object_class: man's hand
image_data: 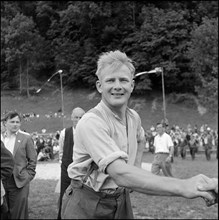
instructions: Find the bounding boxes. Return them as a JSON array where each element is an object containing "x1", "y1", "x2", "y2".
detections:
[
  {"x1": 181, "y1": 174, "x2": 217, "y2": 202},
  {"x1": 197, "y1": 177, "x2": 218, "y2": 206},
  {"x1": 197, "y1": 178, "x2": 218, "y2": 193},
  {"x1": 165, "y1": 155, "x2": 172, "y2": 163}
]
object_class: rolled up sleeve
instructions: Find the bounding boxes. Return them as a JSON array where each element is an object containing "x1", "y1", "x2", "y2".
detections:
[
  {"x1": 76, "y1": 114, "x2": 128, "y2": 174},
  {"x1": 99, "y1": 151, "x2": 128, "y2": 174}
]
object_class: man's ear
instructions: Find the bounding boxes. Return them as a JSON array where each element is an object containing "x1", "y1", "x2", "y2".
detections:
[
  {"x1": 96, "y1": 80, "x2": 102, "y2": 93},
  {"x1": 131, "y1": 80, "x2": 135, "y2": 92}
]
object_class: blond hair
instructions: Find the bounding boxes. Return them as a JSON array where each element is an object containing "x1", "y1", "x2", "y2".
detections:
[{"x1": 95, "y1": 50, "x2": 135, "y2": 79}]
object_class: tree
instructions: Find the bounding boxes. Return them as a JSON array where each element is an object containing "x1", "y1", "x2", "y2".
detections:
[
  {"x1": 1, "y1": 1, "x2": 20, "y2": 89},
  {"x1": 1, "y1": 1, "x2": 218, "y2": 96},
  {"x1": 4, "y1": 12, "x2": 46, "y2": 96},
  {"x1": 188, "y1": 17, "x2": 218, "y2": 112},
  {"x1": 123, "y1": 6, "x2": 195, "y2": 94}
]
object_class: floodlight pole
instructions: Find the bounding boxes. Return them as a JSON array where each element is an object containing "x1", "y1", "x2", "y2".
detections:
[
  {"x1": 60, "y1": 71, "x2": 64, "y2": 129},
  {"x1": 135, "y1": 67, "x2": 167, "y2": 122},
  {"x1": 36, "y1": 69, "x2": 65, "y2": 129},
  {"x1": 161, "y1": 67, "x2": 166, "y2": 121}
]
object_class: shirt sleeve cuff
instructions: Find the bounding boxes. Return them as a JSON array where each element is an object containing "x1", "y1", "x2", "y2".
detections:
[{"x1": 98, "y1": 151, "x2": 128, "y2": 174}]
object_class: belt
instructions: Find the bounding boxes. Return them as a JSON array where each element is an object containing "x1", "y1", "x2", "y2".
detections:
[
  {"x1": 155, "y1": 152, "x2": 169, "y2": 154},
  {"x1": 100, "y1": 187, "x2": 125, "y2": 195},
  {"x1": 71, "y1": 180, "x2": 125, "y2": 198}
]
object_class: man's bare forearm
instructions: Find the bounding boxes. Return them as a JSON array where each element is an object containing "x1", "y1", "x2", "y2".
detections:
[
  {"x1": 107, "y1": 159, "x2": 216, "y2": 201},
  {"x1": 108, "y1": 159, "x2": 182, "y2": 196}
]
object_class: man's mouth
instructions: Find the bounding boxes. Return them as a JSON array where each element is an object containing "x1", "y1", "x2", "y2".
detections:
[{"x1": 111, "y1": 93, "x2": 124, "y2": 97}]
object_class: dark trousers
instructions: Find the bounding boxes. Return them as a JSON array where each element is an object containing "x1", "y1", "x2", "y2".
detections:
[
  {"x1": 57, "y1": 163, "x2": 71, "y2": 219},
  {"x1": 190, "y1": 147, "x2": 197, "y2": 160},
  {"x1": 61, "y1": 180, "x2": 134, "y2": 219},
  {"x1": 180, "y1": 146, "x2": 187, "y2": 159},
  {"x1": 173, "y1": 143, "x2": 178, "y2": 157},
  {"x1": 205, "y1": 148, "x2": 211, "y2": 160},
  {"x1": 1, "y1": 175, "x2": 29, "y2": 219}
]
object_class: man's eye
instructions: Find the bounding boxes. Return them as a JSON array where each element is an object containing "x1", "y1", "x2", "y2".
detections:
[
  {"x1": 120, "y1": 78, "x2": 129, "y2": 82},
  {"x1": 107, "y1": 79, "x2": 114, "y2": 82}
]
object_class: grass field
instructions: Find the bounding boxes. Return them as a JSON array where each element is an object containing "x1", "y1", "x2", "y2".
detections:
[
  {"x1": 1, "y1": 88, "x2": 218, "y2": 133},
  {"x1": 1, "y1": 88, "x2": 218, "y2": 219},
  {"x1": 28, "y1": 153, "x2": 218, "y2": 219}
]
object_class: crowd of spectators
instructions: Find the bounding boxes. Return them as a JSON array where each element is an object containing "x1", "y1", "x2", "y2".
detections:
[
  {"x1": 31, "y1": 123, "x2": 218, "y2": 163},
  {"x1": 2, "y1": 110, "x2": 65, "y2": 123},
  {"x1": 31, "y1": 131, "x2": 60, "y2": 161},
  {"x1": 145, "y1": 124, "x2": 218, "y2": 161}
]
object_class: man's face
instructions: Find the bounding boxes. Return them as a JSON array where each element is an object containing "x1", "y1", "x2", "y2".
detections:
[
  {"x1": 5, "y1": 116, "x2": 21, "y2": 134},
  {"x1": 96, "y1": 64, "x2": 134, "y2": 109},
  {"x1": 71, "y1": 109, "x2": 85, "y2": 128},
  {"x1": 156, "y1": 124, "x2": 164, "y2": 135}
]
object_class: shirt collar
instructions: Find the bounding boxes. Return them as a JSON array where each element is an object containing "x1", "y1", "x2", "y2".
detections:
[
  {"x1": 99, "y1": 100, "x2": 132, "y2": 121},
  {"x1": 4, "y1": 130, "x2": 19, "y2": 138}
]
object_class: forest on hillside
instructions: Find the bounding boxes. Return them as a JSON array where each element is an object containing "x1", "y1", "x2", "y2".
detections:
[{"x1": 1, "y1": 1, "x2": 218, "y2": 111}]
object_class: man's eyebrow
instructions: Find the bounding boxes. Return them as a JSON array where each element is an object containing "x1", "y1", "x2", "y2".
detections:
[{"x1": 104, "y1": 76, "x2": 115, "y2": 79}]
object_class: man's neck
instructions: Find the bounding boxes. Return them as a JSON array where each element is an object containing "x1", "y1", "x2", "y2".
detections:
[
  {"x1": 105, "y1": 102, "x2": 127, "y2": 123},
  {"x1": 6, "y1": 130, "x2": 17, "y2": 137}
]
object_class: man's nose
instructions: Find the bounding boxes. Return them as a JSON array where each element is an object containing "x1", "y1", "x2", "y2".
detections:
[{"x1": 113, "y1": 80, "x2": 122, "y2": 89}]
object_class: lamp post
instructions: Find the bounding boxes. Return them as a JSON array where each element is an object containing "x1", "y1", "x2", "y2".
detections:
[
  {"x1": 160, "y1": 67, "x2": 166, "y2": 121},
  {"x1": 59, "y1": 71, "x2": 64, "y2": 129},
  {"x1": 36, "y1": 69, "x2": 65, "y2": 129},
  {"x1": 135, "y1": 67, "x2": 167, "y2": 122}
]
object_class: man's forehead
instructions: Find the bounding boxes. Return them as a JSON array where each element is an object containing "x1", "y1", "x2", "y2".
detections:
[
  {"x1": 7, "y1": 116, "x2": 20, "y2": 121},
  {"x1": 72, "y1": 112, "x2": 84, "y2": 117},
  {"x1": 100, "y1": 64, "x2": 132, "y2": 79},
  {"x1": 72, "y1": 109, "x2": 85, "y2": 116}
]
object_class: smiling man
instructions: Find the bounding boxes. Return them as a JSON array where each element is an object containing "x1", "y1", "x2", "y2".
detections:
[
  {"x1": 1, "y1": 111, "x2": 37, "y2": 219},
  {"x1": 61, "y1": 50, "x2": 218, "y2": 219}
]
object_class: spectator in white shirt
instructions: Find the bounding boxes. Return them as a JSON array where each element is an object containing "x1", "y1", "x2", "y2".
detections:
[{"x1": 151, "y1": 122, "x2": 174, "y2": 177}]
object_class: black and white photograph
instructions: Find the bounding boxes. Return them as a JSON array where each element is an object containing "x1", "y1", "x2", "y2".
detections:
[{"x1": 1, "y1": 1, "x2": 218, "y2": 219}]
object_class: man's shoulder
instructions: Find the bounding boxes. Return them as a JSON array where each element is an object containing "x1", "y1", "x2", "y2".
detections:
[
  {"x1": 18, "y1": 130, "x2": 31, "y2": 137},
  {"x1": 127, "y1": 108, "x2": 140, "y2": 120},
  {"x1": 81, "y1": 108, "x2": 104, "y2": 121},
  {"x1": 163, "y1": 132, "x2": 171, "y2": 138},
  {"x1": 60, "y1": 128, "x2": 66, "y2": 134},
  {"x1": 77, "y1": 109, "x2": 108, "y2": 130},
  {"x1": 166, "y1": 132, "x2": 172, "y2": 136},
  {"x1": 154, "y1": 134, "x2": 159, "y2": 139}
]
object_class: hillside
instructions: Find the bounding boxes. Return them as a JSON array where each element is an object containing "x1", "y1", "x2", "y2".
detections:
[{"x1": 1, "y1": 88, "x2": 218, "y2": 133}]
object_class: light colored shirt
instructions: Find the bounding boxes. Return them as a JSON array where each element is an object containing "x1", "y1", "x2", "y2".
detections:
[
  {"x1": 2, "y1": 131, "x2": 18, "y2": 155},
  {"x1": 59, "y1": 127, "x2": 75, "y2": 163},
  {"x1": 154, "y1": 132, "x2": 173, "y2": 153},
  {"x1": 67, "y1": 100, "x2": 145, "y2": 192}
]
